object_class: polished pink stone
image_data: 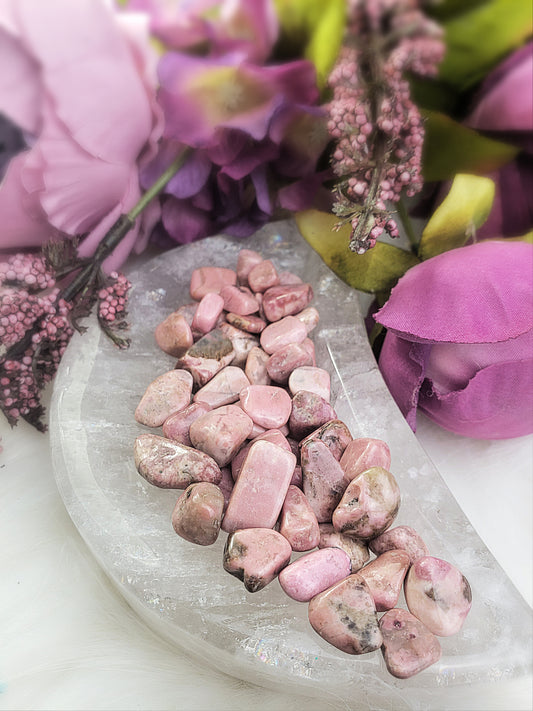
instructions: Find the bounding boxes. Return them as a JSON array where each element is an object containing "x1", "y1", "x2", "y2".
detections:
[
  {"x1": 135, "y1": 369, "x2": 193, "y2": 427},
  {"x1": 244, "y1": 346, "x2": 271, "y2": 385},
  {"x1": 189, "y1": 404, "x2": 253, "y2": 467},
  {"x1": 226, "y1": 312, "x2": 266, "y2": 334},
  {"x1": 134, "y1": 434, "x2": 221, "y2": 488},
  {"x1": 247, "y1": 259, "x2": 279, "y2": 293},
  {"x1": 277, "y1": 270, "x2": 303, "y2": 285},
  {"x1": 301, "y1": 420, "x2": 353, "y2": 461},
  {"x1": 308, "y1": 574, "x2": 382, "y2": 654},
  {"x1": 301, "y1": 439, "x2": 347, "y2": 522},
  {"x1": 219, "y1": 322, "x2": 259, "y2": 367},
  {"x1": 193, "y1": 366, "x2": 250, "y2": 409},
  {"x1": 261, "y1": 283, "x2": 313, "y2": 322},
  {"x1": 318, "y1": 524, "x2": 370, "y2": 572},
  {"x1": 340, "y1": 437, "x2": 391, "y2": 484},
  {"x1": 176, "y1": 351, "x2": 235, "y2": 388},
  {"x1": 175, "y1": 302, "x2": 198, "y2": 327},
  {"x1": 288, "y1": 366, "x2": 330, "y2": 401},
  {"x1": 221, "y1": 440, "x2": 296, "y2": 532},
  {"x1": 404, "y1": 556, "x2": 472, "y2": 636},
  {"x1": 369, "y1": 525, "x2": 429, "y2": 565},
  {"x1": 171, "y1": 482, "x2": 225, "y2": 546},
  {"x1": 289, "y1": 390, "x2": 337, "y2": 440},
  {"x1": 380, "y1": 608, "x2": 442, "y2": 678},
  {"x1": 185, "y1": 328, "x2": 234, "y2": 360},
  {"x1": 217, "y1": 466, "x2": 234, "y2": 509},
  {"x1": 332, "y1": 466, "x2": 401, "y2": 540},
  {"x1": 247, "y1": 420, "x2": 268, "y2": 438},
  {"x1": 359, "y1": 549, "x2": 410, "y2": 611},
  {"x1": 301, "y1": 337, "x2": 316, "y2": 365},
  {"x1": 154, "y1": 312, "x2": 193, "y2": 357},
  {"x1": 290, "y1": 464, "x2": 303, "y2": 488},
  {"x1": 231, "y1": 429, "x2": 291, "y2": 481},
  {"x1": 239, "y1": 384, "x2": 292, "y2": 429},
  {"x1": 294, "y1": 306, "x2": 319, "y2": 334},
  {"x1": 260, "y1": 316, "x2": 307, "y2": 354},
  {"x1": 279, "y1": 485, "x2": 320, "y2": 552},
  {"x1": 266, "y1": 343, "x2": 313, "y2": 384},
  {"x1": 279, "y1": 547, "x2": 351, "y2": 602},
  {"x1": 236, "y1": 249, "x2": 263, "y2": 286},
  {"x1": 162, "y1": 401, "x2": 211, "y2": 446},
  {"x1": 190, "y1": 266, "x2": 236, "y2": 299},
  {"x1": 191, "y1": 292, "x2": 225, "y2": 335},
  {"x1": 223, "y1": 527, "x2": 292, "y2": 592},
  {"x1": 220, "y1": 284, "x2": 259, "y2": 315}
]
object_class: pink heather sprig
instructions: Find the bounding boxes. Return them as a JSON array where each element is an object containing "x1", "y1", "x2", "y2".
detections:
[{"x1": 328, "y1": 0, "x2": 444, "y2": 253}]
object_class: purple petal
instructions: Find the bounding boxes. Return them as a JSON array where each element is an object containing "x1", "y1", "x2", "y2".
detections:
[
  {"x1": 161, "y1": 197, "x2": 212, "y2": 244},
  {"x1": 211, "y1": 0, "x2": 279, "y2": 64},
  {"x1": 378, "y1": 332, "x2": 432, "y2": 431},
  {"x1": 250, "y1": 165, "x2": 271, "y2": 214},
  {"x1": 277, "y1": 172, "x2": 331, "y2": 211},
  {"x1": 220, "y1": 139, "x2": 278, "y2": 180},
  {"x1": 375, "y1": 241, "x2": 533, "y2": 344},
  {"x1": 419, "y1": 357, "x2": 533, "y2": 439},
  {"x1": 165, "y1": 150, "x2": 212, "y2": 200}
]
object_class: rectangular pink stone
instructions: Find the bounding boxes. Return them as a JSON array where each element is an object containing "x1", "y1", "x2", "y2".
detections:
[{"x1": 221, "y1": 440, "x2": 296, "y2": 533}]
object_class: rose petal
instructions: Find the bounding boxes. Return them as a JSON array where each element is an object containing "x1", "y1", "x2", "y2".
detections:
[
  {"x1": 0, "y1": 27, "x2": 41, "y2": 134},
  {"x1": 378, "y1": 332, "x2": 432, "y2": 431},
  {"x1": 420, "y1": 357, "x2": 533, "y2": 439},
  {"x1": 375, "y1": 241, "x2": 533, "y2": 344}
]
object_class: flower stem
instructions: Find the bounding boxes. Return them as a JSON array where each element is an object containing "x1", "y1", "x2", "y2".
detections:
[{"x1": 128, "y1": 148, "x2": 191, "y2": 221}]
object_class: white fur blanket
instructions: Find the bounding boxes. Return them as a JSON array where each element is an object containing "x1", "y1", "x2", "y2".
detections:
[{"x1": 1, "y1": 387, "x2": 531, "y2": 711}]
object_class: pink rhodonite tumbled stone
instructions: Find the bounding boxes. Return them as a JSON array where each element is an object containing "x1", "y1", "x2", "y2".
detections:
[
  {"x1": 226, "y1": 312, "x2": 266, "y2": 334},
  {"x1": 189, "y1": 404, "x2": 253, "y2": 467},
  {"x1": 294, "y1": 306, "x2": 319, "y2": 333},
  {"x1": 359, "y1": 549, "x2": 410, "y2": 611},
  {"x1": 261, "y1": 283, "x2": 313, "y2": 322},
  {"x1": 154, "y1": 312, "x2": 193, "y2": 357},
  {"x1": 231, "y1": 429, "x2": 291, "y2": 481},
  {"x1": 308, "y1": 574, "x2": 382, "y2": 655},
  {"x1": 404, "y1": 556, "x2": 472, "y2": 636},
  {"x1": 260, "y1": 316, "x2": 307, "y2": 354},
  {"x1": 301, "y1": 419, "x2": 352, "y2": 461},
  {"x1": 279, "y1": 547, "x2": 351, "y2": 602},
  {"x1": 266, "y1": 343, "x2": 313, "y2": 384},
  {"x1": 134, "y1": 434, "x2": 221, "y2": 488},
  {"x1": 301, "y1": 439, "x2": 346, "y2": 523},
  {"x1": 190, "y1": 266, "x2": 236, "y2": 299},
  {"x1": 247, "y1": 259, "x2": 279, "y2": 292},
  {"x1": 340, "y1": 437, "x2": 391, "y2": 484},
  {"x1": 289, "y1": 390, "x2": 337, "y2": 441},
  {"x1": 193, "y1": 366, "x2": 250, "y2": 409},
  {"x1": 162, "y1": 402, "x2": 211, "y2": 446},
  {"x1": 222, "y1": 440, "x2": 296, "y2": 532},
  {"x1": 236, "y1": 248, "x2": 262, "y2": 285},
  {"x1": 135, "y1": 369, "x2": 193, "y2": 427},
  {"x1": 220, "y1": 285, "x2": 259, "y2": 315},
  {"x1": 171, "y1": 482, "x2": 225, "y2": 546},
  {"x1": 244, "y1": 346, "x2": 271, "y2": 385},
  {"x1": 279, "y1": 485, "x2": 320, "y2": 552},
  {"x1": 239, "y1": 384, "x2": 292, "y2": 429},
  {"x1": 288, "y1": 366, "x2": 330, "y2": 401},
  {"x1": 369, "y1": 525, "x2": 429, "y2": 565},
  {"x1": 380, "y1": 608, "x2": 442, "y2": 679},
  {"x1": 219, "y1": 323, "x2": 259, "y2": 367},
  {"x1": 223, "y1": 527, "x2": 292, "y2": 592},
  {"x1": 191, "y1": 292, "x2": 225, "y2": 335},
  {"x1": 332, "y1": 466, "x2": 400, "y2": 540},
  {"x1": 318, "y1": 524, "x2": 370, "y2": 572}
]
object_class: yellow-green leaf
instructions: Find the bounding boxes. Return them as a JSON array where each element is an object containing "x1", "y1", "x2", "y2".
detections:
[
  {"x1": 419, "y1": 174, "x2": 495, "y2": 259},
  {"x1": 504, "y1": 230, "x2": 533, "y2": 244},
  {"x1": 438, "y1": 0, "x2": 533, "y2": 91},
  {"x1": 422, "y1": 110, "x2": 518, "y2": 182},
  {"x1": 273, "y1": 0, "x2": 346, "y2": 87},
  {"x1": 295, "y1": 210, "x2": 419, "y2": 293}
]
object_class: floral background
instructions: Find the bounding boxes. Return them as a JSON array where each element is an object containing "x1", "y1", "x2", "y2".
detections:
[{"x1": 0, "y1": 0, "x2": 532, "y2": 439}]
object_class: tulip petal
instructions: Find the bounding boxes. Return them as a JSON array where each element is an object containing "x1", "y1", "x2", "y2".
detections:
[
  {"x1": 376, "y1": 241, "x2": 533, "y2": 344},
  {"x1": 378, "y1": 332, "x2": 432, "y2": 431},
  {"x1": 419, "y1": 357, "x2": 533, "y2": 439}
]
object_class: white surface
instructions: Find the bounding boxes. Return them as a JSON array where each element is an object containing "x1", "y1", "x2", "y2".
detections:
[{"x1": 1, "y1": 388, "x2": 531, "y2": 711}]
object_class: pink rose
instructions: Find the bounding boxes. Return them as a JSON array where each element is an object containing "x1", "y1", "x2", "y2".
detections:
[
  {"x1": 0, "y1": 0, "x2": 162, "y2": 271},
  {"x1": 375, "y1": 241, "x2": 533, "y2": 439}
]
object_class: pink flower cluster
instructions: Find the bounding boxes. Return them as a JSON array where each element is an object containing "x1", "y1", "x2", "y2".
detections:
[
  {"x1": 0, "y1": 253, "x2": 74, "y2": 429},
  {"x1": 328, "y1": 0, "x2": 444, "y2": 253}
]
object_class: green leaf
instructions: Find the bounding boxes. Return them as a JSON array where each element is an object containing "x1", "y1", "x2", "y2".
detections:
[
  {"x1": 422, "y1": 110, "x2": 518, "y2": 182},
  {"x1": 438, "y1": 0, "x2": 533, "y2": 91},
  {"x1": 295, "y1": 210, "x2": 419, "y2": 293},
  {"x1": 273, "y1": 0, "x2": 346, "y2": 87},
  {"x1": 419, "y1": 174, "x2": 495, "y2": 260}
]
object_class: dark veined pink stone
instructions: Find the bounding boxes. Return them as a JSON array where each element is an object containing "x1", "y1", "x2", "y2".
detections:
[
  {"x1": 369, "y1": 525, "x2": 429, "y2": 565},
  {"x1": 301, "y1": 439, "x2": 347, "y2": 523},
  {"x1": 261, "y1": 283, "x2": 313, "y2": 322},
  {"x1": 300, "y1": 419, "x2": 353, "y2": 461},
  {"x1": 318, "y1": 524, "x2": 370, "y2": 572},
  {"x1": 172, "y1": 482, "x2": 225, "y2": 546},
  {"x1": 279, "y1": 485, "x2": 320, "y2": 552},
  {"x1": 135, "y1": 369, "x2": 193, "y2": 427},
  {"x1": 359, "y1": 549, "x2": 410, "y2": 611},
  {"x1": 289, "y1": 390, "x2": 337, "y2": 441},
  {"x1": 223, "y1": 527, "x2": 291, "y2": 592},
  {"x1": 340, "y1": 437, "x2": 391, "y2": 485},
  {"x1": 154, "y1": 312, "x2": 193, "y2": 357},
  {"x1": 380, "y1": 608, "x2": 441, "y2": 678}
]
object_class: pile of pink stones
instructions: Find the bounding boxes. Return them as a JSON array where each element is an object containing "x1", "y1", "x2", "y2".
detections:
[{"x1": 133, "y1": 248, "x2": 472, "y2": 680}]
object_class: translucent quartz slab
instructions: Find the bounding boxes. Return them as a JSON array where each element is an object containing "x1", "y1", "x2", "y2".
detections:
[{"x1": 50, "y1": 221, "x2": 532, "y2": 709}]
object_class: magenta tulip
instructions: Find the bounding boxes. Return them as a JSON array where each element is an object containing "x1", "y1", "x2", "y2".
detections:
[{"x1": 375, "y1": 241, "x2": 533, "y2": 439}]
